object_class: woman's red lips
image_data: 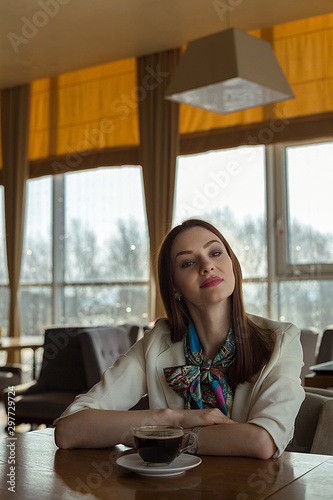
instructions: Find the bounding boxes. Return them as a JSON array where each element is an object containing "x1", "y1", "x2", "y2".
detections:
[{"x1": 200, "y1": 276, "x2": 223, "y2": 288}]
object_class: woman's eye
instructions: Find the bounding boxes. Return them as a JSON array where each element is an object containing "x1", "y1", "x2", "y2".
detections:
[
  {"x1": 211, "y1": 250, "x2": 222, "y2": 257},
  {"x1": 181, "y1": 261, "x2": 193, "y2": 268}
]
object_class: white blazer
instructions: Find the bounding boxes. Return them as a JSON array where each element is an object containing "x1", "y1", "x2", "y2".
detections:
[{"x1": 55, "y1": 314, "x2": 305, "y2": 456}]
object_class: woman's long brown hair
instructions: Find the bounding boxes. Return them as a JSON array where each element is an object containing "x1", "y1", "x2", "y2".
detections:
[{"x1": 157, "y1": 219, "x2": 275, "y2": 389}]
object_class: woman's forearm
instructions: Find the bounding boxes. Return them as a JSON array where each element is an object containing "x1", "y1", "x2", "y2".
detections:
[
  {"x1": 55, "y1": 408, "x2": 276, "y2": 459},
  {"x1": 55, "y1": 407, "x2": 231, "y2": 449},
  {"x1": 196, "y1": 422, "x2": 276, "y2": 460},
  {"x1": 55, "y1": 408, "x2": 175, "y2": 449}
]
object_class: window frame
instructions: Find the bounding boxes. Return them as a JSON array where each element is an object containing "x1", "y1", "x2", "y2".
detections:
[
  {"x1": 175, "y1": 138, "x2": 333, "y2": 326},
  {"x1": 6, "y1": 137, "x2": 333, "y2": 334},
  {"x1": 19, "y1": 169, "x2": 150, "y2": 333},
  {"x1": 273, "y1": 139, "x2": 333, "y2": 280}
]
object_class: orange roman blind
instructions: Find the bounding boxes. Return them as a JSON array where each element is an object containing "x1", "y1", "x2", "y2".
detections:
[
  {"x1": 274, "y1": 14, "x2": 333, "y2": 118},
  {"x1": 29, "y1": 57, "x2": 139, "y2": 162}
]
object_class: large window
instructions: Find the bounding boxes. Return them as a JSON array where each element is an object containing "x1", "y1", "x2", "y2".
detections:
[
  {"x1": 63, "y1": 167, "x2": 149, "y2": 326},
  {"x1": 286, "y1": 142, "x2": 333, "y2": 266},
  {"x1": 276, "y1": 141, "x2": 333, "y2": 329},
  {"x1": 173, "y1": 146, "x2": 268, "y2": 317},
  {"x1": 5, "y1": 140, "x2": 333, "y2": 335},
  {"x1": 174, "y1": 141, "x2": 333, "y2": 331},
  {"x1": 19, "y1": 167, "x2": 149, "y2": 334},
  {"x1": 20, "y1": 176, "x2": 53, "y2": 334}
]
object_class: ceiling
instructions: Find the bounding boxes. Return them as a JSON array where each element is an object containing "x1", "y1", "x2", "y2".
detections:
[{"x1": 1, "y1": 0, "x2": 332, "y2": 89}]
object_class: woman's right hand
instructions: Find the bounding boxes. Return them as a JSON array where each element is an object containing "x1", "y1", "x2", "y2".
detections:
[{"x1": 174, "y1": 408, "x2": 237, "y2": 429}]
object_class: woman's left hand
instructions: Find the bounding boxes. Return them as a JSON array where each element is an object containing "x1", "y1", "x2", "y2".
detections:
[{"x1": 175, "y1": 408, "x2": 237, "y2": 429}]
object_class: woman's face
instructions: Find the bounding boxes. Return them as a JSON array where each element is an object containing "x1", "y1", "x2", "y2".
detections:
[{"x1": 171, "y1": 226, "x2": 235, "y2": 308}]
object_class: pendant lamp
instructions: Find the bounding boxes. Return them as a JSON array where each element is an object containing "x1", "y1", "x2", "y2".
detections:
[{"x1": 165, "y1": 28, "x2": 294, "y2": 114}]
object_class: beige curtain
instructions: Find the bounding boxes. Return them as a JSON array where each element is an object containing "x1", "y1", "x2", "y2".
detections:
[
  {"x1": 137, "y1": 49, "x2": 180, "y2": 321},
  {"x1": 1, "y1": 85, "x2": 31, "y2": 358}
]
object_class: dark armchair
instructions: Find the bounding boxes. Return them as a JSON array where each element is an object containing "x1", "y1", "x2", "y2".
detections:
[
  {"x1": 286, "y1": 387, "x2": 333, "y2": 455},
  {"x1": 79, "y1": 324, "x2": 148, "y2": 410},
  {"x1": 316, "y1": 326, "x2": 333, "y2": 364},
  {"x1": 79, "y1": 325, "x2": 132, "y2": 388},
  {"x1": 3, "y1": 325, "x2": 139, "y2": 428},
  {"x1": 0, "y1": 364, "x2": 23, "y2": 394}
]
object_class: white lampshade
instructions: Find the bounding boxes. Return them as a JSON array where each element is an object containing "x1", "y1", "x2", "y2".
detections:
[{"x1": 165, "y1": 28, "x2": 294, "y2": 114}]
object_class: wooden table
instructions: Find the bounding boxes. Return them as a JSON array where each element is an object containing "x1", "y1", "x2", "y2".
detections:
[
  {"x1": 305, "y1": 362, "x2": 333, "y2": 389},
  {"x1": 304, "y1": 373, "x2": 333, "y2": 389},
  {"x1": 0, "y1": 336, "x2": 44, "y2": 379},
  {"x1": 0, "y1": 428, "x2": 332, "y2": 499}
]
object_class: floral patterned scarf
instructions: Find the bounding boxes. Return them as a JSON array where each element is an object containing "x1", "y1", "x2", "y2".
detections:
[{"x1": 164, "y1": 322, "x2": 236, "y2": 416}]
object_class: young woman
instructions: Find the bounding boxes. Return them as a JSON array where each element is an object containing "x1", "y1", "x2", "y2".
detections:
[{"x1": 55, "y1": 219, "x2": 304, "y2": 459}]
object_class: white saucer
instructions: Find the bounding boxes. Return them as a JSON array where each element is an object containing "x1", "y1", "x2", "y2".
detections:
[{"x1": 116, "y1": 453, "x2": 202, "y2": 477}]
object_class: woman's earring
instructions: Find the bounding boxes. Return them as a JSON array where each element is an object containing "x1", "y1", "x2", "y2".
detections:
[{"x1": 174, "y1": 291, "x2": 181, "y2": 302}]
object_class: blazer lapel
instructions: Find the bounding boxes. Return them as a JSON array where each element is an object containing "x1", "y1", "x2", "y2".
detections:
[{"x1": 156, "y1": 338, "x2": 185, "y2": 408}]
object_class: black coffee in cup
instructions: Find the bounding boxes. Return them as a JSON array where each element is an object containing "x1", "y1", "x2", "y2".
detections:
[{"x1": 133, "y1": 425, "x2": 190, "y2": 466}]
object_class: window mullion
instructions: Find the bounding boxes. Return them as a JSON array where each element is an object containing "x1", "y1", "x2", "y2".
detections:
[
  {"x1": 274, "y1": 144, "x2": 289, "y2": 277},
  {"x1": 52, "y1": 175, "x2": 65, "y2": 324},
  {"x1": 265, "y1": 145, "x2": 278, "y2": 319}
]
